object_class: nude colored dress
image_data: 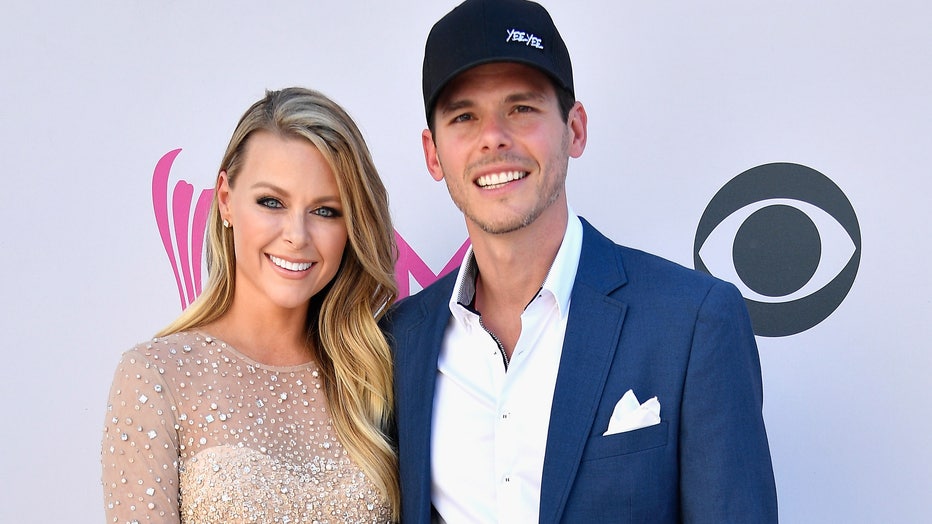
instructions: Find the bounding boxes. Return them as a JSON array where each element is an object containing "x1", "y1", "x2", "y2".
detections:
[{"x1": 101, "y1": 331, "x2": 392, "y2": 523}]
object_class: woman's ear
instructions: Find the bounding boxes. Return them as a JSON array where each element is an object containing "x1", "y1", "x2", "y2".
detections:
[{"x1": 217, "y1": 171, "x2": 233, "y2": 224}]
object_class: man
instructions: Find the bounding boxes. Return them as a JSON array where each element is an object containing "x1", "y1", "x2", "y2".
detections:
[{"x1": 387, "y1": 0, "x2": 778, "y2": 522}]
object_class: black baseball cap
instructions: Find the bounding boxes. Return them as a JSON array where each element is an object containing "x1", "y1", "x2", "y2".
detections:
[{"x1": 422, "y1": 0, "x2": 574, "y2": 121}]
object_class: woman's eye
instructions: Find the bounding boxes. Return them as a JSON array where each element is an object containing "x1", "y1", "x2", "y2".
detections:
[
  {"x1": 258, "y1": 197, "x2": 283, "y2": 209},
  {"x1": 312, "y1": 207, "x2": 341, "y2": 218}
]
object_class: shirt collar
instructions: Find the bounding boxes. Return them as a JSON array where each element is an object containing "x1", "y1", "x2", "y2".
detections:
[{"x1": 448, "y1": 209, "x2": 584, "y2": 320}]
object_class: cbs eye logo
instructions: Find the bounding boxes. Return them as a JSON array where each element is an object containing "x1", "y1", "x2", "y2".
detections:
[{"x1": 694, "y1": 163, "x2": 861, "y2": 337}]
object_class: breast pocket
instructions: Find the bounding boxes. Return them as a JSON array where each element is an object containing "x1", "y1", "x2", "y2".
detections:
[{"x1": 582, "y1": 421, "x2": 669, "y2": 462}]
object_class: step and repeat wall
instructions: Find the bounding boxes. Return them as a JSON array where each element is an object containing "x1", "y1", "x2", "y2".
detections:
[{"x1": 1, "y1": 1, "x2": 929, "y2": 521}]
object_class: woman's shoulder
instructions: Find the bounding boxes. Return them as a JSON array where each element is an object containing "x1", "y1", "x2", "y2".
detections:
[
  {"x1": 126, "y1": 330, "x2": 211, "y2": 354},
  {"x1": 117, "y1": 330, "x2": 217, "y2": 370},
  {"x1": 112, "y1": 331, "x2": 238, "y2": 402}
]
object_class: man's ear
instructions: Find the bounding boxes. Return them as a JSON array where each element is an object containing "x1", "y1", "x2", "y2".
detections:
[
  {"x1": 567, "y1": 101, "x2": 588, "y2": 159},
  {"x1": 422, "y1": 129, "x2": 445, "y2": 182}
]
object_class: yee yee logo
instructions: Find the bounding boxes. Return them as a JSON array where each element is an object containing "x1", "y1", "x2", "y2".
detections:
[{"x1": 152, "y1": 149, "x2": 467, "y2": 309}]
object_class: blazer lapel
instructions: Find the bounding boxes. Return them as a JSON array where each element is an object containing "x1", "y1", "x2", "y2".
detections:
[
  {"x1": 394, "y1": 275, "x2": 456, "y2": 523},
  {"x1": 539, "y1": 219, "x2": 628, "y2": 524}
]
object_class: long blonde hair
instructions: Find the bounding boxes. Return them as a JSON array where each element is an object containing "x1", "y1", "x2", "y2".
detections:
[{"x1": 157, "y1": 87, "x2": 399, "y2": 516}]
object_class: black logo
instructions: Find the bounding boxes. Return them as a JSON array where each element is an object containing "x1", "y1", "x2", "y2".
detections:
[{"x1": 694, "y1": 163, "x2": 861, "y2": 337}]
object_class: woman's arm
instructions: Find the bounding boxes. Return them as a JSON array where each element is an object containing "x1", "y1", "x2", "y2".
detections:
[{"x1": 102, "y1": 349, "x2": 181, "y2": 523}]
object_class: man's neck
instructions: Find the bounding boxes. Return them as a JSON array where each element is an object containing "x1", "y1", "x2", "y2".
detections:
[
  {"x1": 470, "y1": 211, "x2": 566, "y2": 301},
  {"x1": 467, "y1": 210, "x2": 568, "y2": 356}
]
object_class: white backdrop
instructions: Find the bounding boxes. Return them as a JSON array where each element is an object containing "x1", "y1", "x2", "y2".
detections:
[{"x1": 1, "y1": 1, "x2": 929, "y2": 522}]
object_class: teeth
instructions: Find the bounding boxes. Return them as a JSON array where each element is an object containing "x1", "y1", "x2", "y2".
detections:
[
  {"x1": 476, "y1": 171, "x2": 527, "y2": 188},
  {"x1": 270, "y1": 255, "x2": 312, "y2": 272}
]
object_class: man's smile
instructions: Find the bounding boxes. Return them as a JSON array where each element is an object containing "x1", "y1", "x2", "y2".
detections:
[{"x1": 476, "y1": 170, "x2": 528, "y2": 189}]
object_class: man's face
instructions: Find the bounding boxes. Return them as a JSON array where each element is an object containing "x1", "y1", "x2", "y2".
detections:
[{"x1": 422, "y1": 62, "x2": 586, "y2": 236}]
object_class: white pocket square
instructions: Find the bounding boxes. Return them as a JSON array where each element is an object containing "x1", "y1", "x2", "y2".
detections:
[{"x1": 603, "y1": 389, "x2": 661, "y2": 436}]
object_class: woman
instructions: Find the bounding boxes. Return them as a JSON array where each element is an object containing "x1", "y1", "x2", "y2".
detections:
[{"x1": 102, "y1": 87, "x2": 399, "y2": 522}]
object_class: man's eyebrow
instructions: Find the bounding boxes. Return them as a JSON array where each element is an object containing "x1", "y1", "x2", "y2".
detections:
[
  {"x1": 438, "y1": 90, "x2": 548, "y2": 116},
  {"x1": 437, "y1": 98, "x2": 474, "y2": 116},
  {"x1": 503, "y1": 91, "x2": 548, "y2": 104}
]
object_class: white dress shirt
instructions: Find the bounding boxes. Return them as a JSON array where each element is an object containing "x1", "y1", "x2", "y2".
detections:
[{"x1": 431, "y1": 213, "x2": 583, "y2": 524}]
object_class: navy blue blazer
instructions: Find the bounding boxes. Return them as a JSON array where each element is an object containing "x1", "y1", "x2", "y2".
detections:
[{"x1": 386, "y1": 218, "x2": 778, "y2": 523}]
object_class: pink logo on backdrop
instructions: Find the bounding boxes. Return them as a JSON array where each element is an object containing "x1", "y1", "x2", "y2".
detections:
[
  {"x1": 395, "y1": 234, "x2": 470, "y2": 298},
  {"x1": 152, "y1": 149, "x2": 214, "y2": 309},
  {"x1": 151, "y1": 149, "x2": 466, "y2": 309}
]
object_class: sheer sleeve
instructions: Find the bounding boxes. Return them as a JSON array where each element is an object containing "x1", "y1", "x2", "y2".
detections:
[{"x1": 102, "y1": 349, "x2": 181, "y2": 523}]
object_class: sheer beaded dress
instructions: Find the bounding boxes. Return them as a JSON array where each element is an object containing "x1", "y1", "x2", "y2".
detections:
[{"x1": 102, "y1": 331, "x2": 392, "y2": 523}]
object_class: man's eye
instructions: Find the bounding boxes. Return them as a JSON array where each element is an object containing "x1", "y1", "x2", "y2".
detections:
[
  {"x1": 514, "y1": 105, "x2": 534, "y2": 113},
  {"x1": 452, "y1": 113, "x2": 473, "y2": 123},
  {"x1": 258, "y1": 197, "x2": 283, "y2": 209}
]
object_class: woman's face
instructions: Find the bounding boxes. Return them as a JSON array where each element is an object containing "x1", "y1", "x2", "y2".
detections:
[{"x1": 218, "y1": 130, "x2": 348, "y2": 315}]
